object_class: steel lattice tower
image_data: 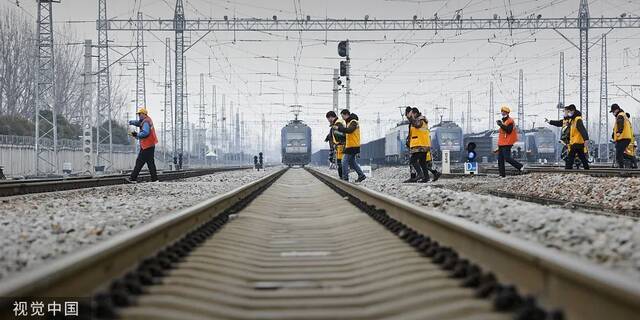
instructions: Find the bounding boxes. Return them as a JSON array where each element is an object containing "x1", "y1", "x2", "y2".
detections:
[
  {"x1": 221, "y1": 94, "x2": 226, "y2": 153},
  {"x1": 34, "y1": 0, "x2": 58, "y2": 175},
  {"x1": 211, "y1": 85, "x2": 217, "y2": 151},
  {"x1": 198, "y1": 73, "x2": 206, "y2": 159},
  {"x1": 518, "y1": 69, "x2": 524, "y2": 129},
  {"x1": 489, "y1": 82, "x2": 494, "y2": 131},
  {"x1": 599, "y1": 34, "x2": 609, "y2": 162},
  {"x1": 556, "y1": 52, "x2": 565, "y2": 163},
  {"x1": 163, "y1": 37, "x2": 173, "y2": 164},
  {"x1": 135, "y1": 12, "x2": 147, "y2": 110},
  {"x1": 96, "y1": 0, "x2": 113, "y2": 171},
  {"x1": 449, "y1": 98, "x2": 453, "y2": 122},
  {"x1": 81, "y1": 40, "x2": 94, "y2": 175},
  {"x1": 579, "y1": 0, "x2": 590, "y2": 126},
  {"x1": 174, "y1": 0, "x2": 185, "y2": 168}
]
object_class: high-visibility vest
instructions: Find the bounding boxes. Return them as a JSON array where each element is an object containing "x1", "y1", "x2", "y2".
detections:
[
  {"x1": 140, "y1": 117, "x2": 158, "y2": 150},
  {"x1": 345, "y1": 119, "x2": 361, "y2": 149},
  {"x1": 613, "y1": 112, "x2": 634, "y2": 141},
  {"x1": 569, "y1": 116, "x2": 585, "y2": 145},
  {"x1": 498, "y1": 117, "x2": 518, "y2": 146},
  {"x1": 409, "y1": 119, "x2": 431, "y2": 148}
]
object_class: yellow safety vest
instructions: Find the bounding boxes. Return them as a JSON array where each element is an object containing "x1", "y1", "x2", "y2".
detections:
[
  {"x1": 409, "y1": 119, "x2": 431, "y2": 148},
  {"x1": 569, "y1": 116, "x2": 585, "y2": 145},
  {"x1": 613, "y1": 112, "x2": 634, "y2": 141},
  {"x1": 331, "y1": 119, "x2": 346, "y2": 160},
  {"x1": 625, "y1": 119, "x2": 637, "y2": 156},
  {"x1": 345, "y1": 119, "x2": 361, "y2": 149}
]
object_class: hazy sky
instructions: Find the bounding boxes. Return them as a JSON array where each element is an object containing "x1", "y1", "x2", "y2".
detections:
[{"x1": 5, "y1": 0, "x2": 640, "y2": 152}]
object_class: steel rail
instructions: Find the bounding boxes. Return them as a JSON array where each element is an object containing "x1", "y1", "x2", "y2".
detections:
[
  {"x1": 0, "y1": 168, "x2": 287, "y2": 314},
  {"x1": 307, "y1": 168, "x2": 640, "y2": 320},
  {"x1": 483, "y1": 166, "x2": 640, "y2": 177},
  {"x1": 0, "y1": 166, "x2": 252, "y2": 197}
]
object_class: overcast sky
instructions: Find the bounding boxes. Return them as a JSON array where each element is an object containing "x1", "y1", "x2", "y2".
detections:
[{"x1": 5, "y1": 0, "x2": 640, "y2": 152}]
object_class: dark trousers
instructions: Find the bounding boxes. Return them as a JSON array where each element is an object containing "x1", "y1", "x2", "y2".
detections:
[
  {"x1": 498, "y1": 145, "x2": 523, "y2": 177},
  {"x1": 336, "y1": 159, "x2": 343, "y2": 179},
  {"x1": 131, "y1": 146, "x2": 158, "y2": 181},
  {"x1": 565, "y1": 144, "x2": 590, "y2": 170},
  {"x1": 615, "y1": 139, "x2": 637, "y2": 168},
  {"x1": 410, "y1": 152, "x2": 430, "y2": 180}
]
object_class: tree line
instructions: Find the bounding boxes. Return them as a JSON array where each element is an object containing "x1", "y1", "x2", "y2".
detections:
[{"x1": 0, "y1": 6, "x2": 130, "y2": 144}]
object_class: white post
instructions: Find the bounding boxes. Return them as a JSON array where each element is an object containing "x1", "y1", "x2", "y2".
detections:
[{"x1": 442, "y1": 150, "x2": 451, "y2": 174}]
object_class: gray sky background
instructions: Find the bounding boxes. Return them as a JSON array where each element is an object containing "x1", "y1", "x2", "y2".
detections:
[{"x1": 4, "y1": 0, "x2": 640, "y2": 152}]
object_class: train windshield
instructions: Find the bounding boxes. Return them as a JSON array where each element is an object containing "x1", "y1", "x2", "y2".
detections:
[
  {"x1": 439, "y1": 131, "x2": 461, "y2": 148},
  {"x1": 287, "y1": 132, "x2": 307, "y2": 146},
  {"x1": 536, "y1": 134, "x2": 556, "y2": 152}
]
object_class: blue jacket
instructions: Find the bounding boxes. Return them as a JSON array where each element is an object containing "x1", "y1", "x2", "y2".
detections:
[{"x1": 128, "y1": 120, "x2": 151, "y2": 139}]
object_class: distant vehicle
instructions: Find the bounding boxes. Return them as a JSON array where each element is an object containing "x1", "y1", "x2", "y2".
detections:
[
  {"x1": 281, "y1": 119, "x2": 312, "y2": 166},
  {"x1": 384, "y1": 120, "x2": 410, "y2": 164},
  {"x1": 430, "y1": 121, "x2": 463, "y2": 162},
  {"x1": 524, "y1": 127, "x2": 557, "y2": 162},
  {"x1": 360, "y1": 137, "x2": 386, "y2": 165}
]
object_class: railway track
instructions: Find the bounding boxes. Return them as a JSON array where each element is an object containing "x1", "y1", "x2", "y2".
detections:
[
  {"x1": 1, "y1": 168, "x2": 639, "y2": 319},
  {"x1": 487, "y1": 190, "x2": 640, "y2": 219},
  {"x1": 483, "y1": 166, "x2": 640, "y2": 177},
  {"x1": 0, "y1": 166, "x2": 251, "y2": 197}
]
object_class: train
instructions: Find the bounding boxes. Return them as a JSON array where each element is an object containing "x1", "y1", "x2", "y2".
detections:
[
  {"x1": 357, "y1": 120, "x2": 464, "y2": 165},
  {"x1": 462, "y1": 127, "x2": 558, "y2": 162},
  {"x1": 281, "y1": 119, "x2": 312, "y2": 166}
]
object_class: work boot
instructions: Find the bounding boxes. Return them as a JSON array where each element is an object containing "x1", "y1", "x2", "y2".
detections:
[
  {"x1": 403, "y1": 177, "x2": 419, "y2": 183},
  {"x1": 127, "y1": 177, "x2": 138, "y2": 184},
  {"x1": 419, "y1": 177, "x2": 430, "y2": 183},
  {"x1": 432, "y1": 171, "x2": 441, "y2": 182},
  {"x1": 356, "y1": 175, "x2": 367, "y2": 183}
]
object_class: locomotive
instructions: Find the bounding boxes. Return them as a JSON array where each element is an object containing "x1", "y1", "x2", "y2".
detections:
[{"x1": 281, "y1": 118, "x2": 312, "y2": 166}]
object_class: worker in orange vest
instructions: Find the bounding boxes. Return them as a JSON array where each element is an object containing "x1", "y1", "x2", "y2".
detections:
[
  {"x1": 496, "y1": 106, "x2": 524, "y2": 177},
  {"x1": 128, "y1": 107, "x2": 159, "y2": 182}
]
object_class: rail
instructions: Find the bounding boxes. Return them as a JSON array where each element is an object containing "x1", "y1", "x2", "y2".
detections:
[{"x1": 307, "y1": 168, "x2": 640, "y2": 320}]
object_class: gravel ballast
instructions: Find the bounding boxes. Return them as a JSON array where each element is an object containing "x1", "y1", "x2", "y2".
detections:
[
  {"x1": 0, "y1": 168, "x2": 271, "y2": 280},
  {"x1": 328, "y1": 166, "x2": 640, "y2": 279}
]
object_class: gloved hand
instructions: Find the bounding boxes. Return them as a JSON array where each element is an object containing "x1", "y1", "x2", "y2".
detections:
[
  {"x1": 130, "y1": 131, "x2": 138, "y2": 138},
  {"x1": 496, "y1": 120, "x2": 502, "y2": 126},
  {"x1": 544, "y1": 118, "x2": 549, "y2": 123}
]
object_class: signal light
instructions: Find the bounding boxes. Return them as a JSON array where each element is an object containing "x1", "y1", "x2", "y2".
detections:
[
  {"x1": 340, "y1": 61, "x2": 348, "y2": 77},
  {"x1": 338, "y1": 40, "x2": 349, "y2": 57}
]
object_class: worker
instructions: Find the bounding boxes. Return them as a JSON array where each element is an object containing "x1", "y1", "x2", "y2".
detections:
[
  {"x1": 564, "y1": 104, "x2": 590, "y2": 170},
  {"x1": 326, "y1": 111, "x2": 346, "y2": 179},
  {"x1": 546, "y1": 104, "x2": 581, "y2": 168},
  {"x1": 404, "y1": 106, "x2": 417, "y2": 180},
  {"x1": 404, "y1": 108, "x2": 441, "y2": 183},
  {"x1": 334, "y1": 109, "x2": 366, "y2": 182},
  {"x1": 128, "y1": 107, "x2": 159, "y2": 182},
  {"x1": 624, "y1": 113, "x2": 638, "y2": 169},
  {"x1": 496, "y1": 106, "x2": 524, "y2": 177},
  {"x1": 610, "y1": 104, "x2": 637, "y2": 168}
]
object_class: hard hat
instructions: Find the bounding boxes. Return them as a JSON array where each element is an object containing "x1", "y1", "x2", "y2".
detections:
[
  {"x1": 500, "y1": 106, "x2": 511, "y2": 113},
  {"x1": 136, "y1": 107, "x2": 148, "y2": 115}
]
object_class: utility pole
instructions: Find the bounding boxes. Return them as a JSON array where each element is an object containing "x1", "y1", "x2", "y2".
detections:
[
  {"x1": 333, "y1": 69, "x2": 339, "y2": 114},
  {"x1": 518, "y1": 69, "x2": 524, "y2": 130},
  {"x1": 489, "y1": 82, "x2": 494, "y2": 131},
  {"x1": 211, "y1": 85, "x2": 217, "y2": 152},
  {"x1": 235, "y1": 107, "x2": 240, "y2": 156},
  {"x1": 221, "y1": 94, "x2": 226, "y2": 153},
  {"x1": 135, "y1": 11, "x2": 147, "y2": 110},
  {"x1": 198, "y1": 73, "x2": 206, "y2": 160},
  {"x1": 466, "y1": 91, "x2": 471, "y2": 134},
  {"x1": 96, "y1": 0, "x2": 113, "y2": 172},
  {"x1": 163, "y1": 37, "x2": 173, "y2": 165},
  {"x1": 81, "y1": 40, "x2": 94, "y2": 176},
  {"x1": 174, "y1": 0, "x2": 185, "y2": 169},
  {"x1": 261, "y1": 113, "x2": 265, "y2": 153},
  {"x1": 599, "y1": 34, "x2": 609, "y2": 162},
  {"x1": 376, "y1": 112, "x2": 381, "y2": 138},
  {"x1": 35, "y1": 0, "x2": 58, "y2": 175},
  {"x1": 184, "y1": 60, "x2": 189, "y2": 165},
  {"x1": 557, "y1": 52, "x2": 565, "y2": 163},
  {"x1": 229, "y1": 101, "x2": 234, "y2": 154},
  {"x1": 449, "y1": 98, "x2": 453, "y2": 122}
]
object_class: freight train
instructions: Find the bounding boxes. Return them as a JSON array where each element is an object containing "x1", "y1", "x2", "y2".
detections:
[
  {"x1": 281, "y1": 119, "x2": 312, "y2": 166},
  {"x1": 462, "y1": 127, "x2": 558, "y2": 162}
]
